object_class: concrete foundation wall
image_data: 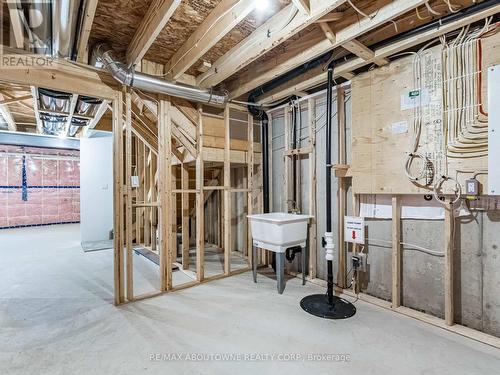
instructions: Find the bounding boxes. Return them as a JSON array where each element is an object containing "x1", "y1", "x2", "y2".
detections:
[{"x1": 270, "y1": 91, "x2": 500, "y2": 339}]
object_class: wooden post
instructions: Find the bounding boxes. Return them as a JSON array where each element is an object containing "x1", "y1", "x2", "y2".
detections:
[
  {"x1": 112, "y1": 91, "x2": 125, "y2": 305},
  {"x1": 223, "y1": 105, "x2": 231, "y2": 275},
  {"x1": 158, "y1": 96, "x2": 172, "y2": 291},
  {"x1": 392, "y1": 195, "x2": 402, "y2": 308},
  {"x1": 352, "y1": 193, "x2": 361, "y2": 293},
  {"x1": 125, "y1": 90, "x2": 134, "y2": 301},
  {"x1": 268, "y1": 113, "x2": 273, "y2": 211},
  {"x1": 284, "y1": 107, "x2": 291, "y2": 212},
  {"x1": 308, "y1": 98, "x2": 317, "y2": 280},
  {"x1": 137, "y1": 139, "x2": 145, "y2": 245},
  {"x1": 143, "y1": 148, "x2": 151, "y2": 247},
  {"x1": 171, "y1": 166, "x2": 178, "y2": 267},
  {"x1": 444, "y1": 201, "x2": 455, "y2": 326},
  {"x1": 150, "y1": 153, "x2": 158, "y2": 251},
  {"x1": 181, "y1": 163, "x2": 190, "y2": 269},
  {"x1": 336, "y1": 87, "x2": 346, "y2": 288},
  {"x1": 247, "y1": 113, "x2": 254, "y2": 265},
  {"x1": 196, "y1": 105, "x2": 205, "y2": 281}
]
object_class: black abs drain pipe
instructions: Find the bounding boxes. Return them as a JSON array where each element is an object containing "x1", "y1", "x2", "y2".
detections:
[{"x1": 299, "y1": 61, "x2": 356, "y2": 320}]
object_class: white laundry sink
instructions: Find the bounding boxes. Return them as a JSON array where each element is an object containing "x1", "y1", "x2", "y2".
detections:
[{"x1": 247, "y1": 213, "x2": 311, "y2": 253}]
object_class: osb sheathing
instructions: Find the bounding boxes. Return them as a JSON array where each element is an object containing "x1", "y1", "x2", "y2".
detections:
[{"x1": 89, "y1": 0, "x2": 290, "y2": 75}]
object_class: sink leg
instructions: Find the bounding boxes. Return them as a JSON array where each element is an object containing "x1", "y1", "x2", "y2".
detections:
[
  {"x1": 252, "y1": 245, "x2": 257, "y2": 283},
  {"x1": 277, "y1": 252, "x2": 285, "y2": 294},
  {"x1": 302, "y1": 246, "x2": 306, "y2": 286}
]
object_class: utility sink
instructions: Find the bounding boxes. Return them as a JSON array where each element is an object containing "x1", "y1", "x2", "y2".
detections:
[
  {"x1": 247, "y1": 213, "x2": 311, "y2": 294},
  {"x1": 247, "y1": 212, "x2": 311, "y2": 253}
]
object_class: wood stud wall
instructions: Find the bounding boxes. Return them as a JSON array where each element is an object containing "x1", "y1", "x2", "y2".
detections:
[{"x1": 109, "y1": 89, "x2": 261, "y2": 302}]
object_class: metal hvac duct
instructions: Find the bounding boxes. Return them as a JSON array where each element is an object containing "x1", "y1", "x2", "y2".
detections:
[
  {"x1": 94, "y1": 44, "x2": 228, "y2": 106},
  {"x1": 52, "y1": 0, "x2": 82, "y2": 58}
]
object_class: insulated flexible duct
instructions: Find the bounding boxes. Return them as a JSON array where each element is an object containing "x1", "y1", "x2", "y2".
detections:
[{"x1": 94, "y1": 45, "x2": 228, "y2": 106}]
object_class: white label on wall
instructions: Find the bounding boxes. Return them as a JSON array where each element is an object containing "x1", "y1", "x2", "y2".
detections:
[
  {"x1": 131, "y1": 176, "x2": 140, "y2": 188},
  {"x1": 344, "y1": 216, "x2": 365, "y2": 244},
  {"x1": 391, "y1": 121, "x2": 408, "y2": 134},
  {"x1": 401, "y1": 88, "x2": 430, "y2": 110}
]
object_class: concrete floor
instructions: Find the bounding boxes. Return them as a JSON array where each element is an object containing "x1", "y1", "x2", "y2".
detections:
[{"x1": 1, "y1": 224, "x2": 500, "y2": 375}]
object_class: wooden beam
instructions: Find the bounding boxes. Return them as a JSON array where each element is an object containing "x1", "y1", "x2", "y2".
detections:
[
  {"x1": 181, "y1": 163, "x2": 190, "y2": 270},
  {"x1": 197, "y1": 1, "x2": 347, "y2": 88},
  {"x1": 308, "y1": 98, "x2": 317, "y2": 280},
  {"x1": 196, "y1": 105, "x2": 205, "y2": 281},
  {"x1": 0, "y1": 94, "x2": 17, "y2": 131},
  {"x1": 0, "y1": 95, "x2": 31, "y2": 105},
  {"x1": 84, "y1": 100, "x2": 110, "y2": 136},
  {"x1": 30, "y1": 86, "x2": 42, "y2": 134},
  {"x1": 247, "y1": 112, "x2": 254, "y2": 264},
  {"x1": 284, "y1": 107, "x2": 291, "y2": 212},
  {"x1": 126, "y1": 0, "x2": 181, "y2": 67},
  {"x1": 0, "y1": 58, "x2": 116, "y2": 100},
  {"x1": 315, "y1": 11, "x2": 344, "y2": 23},
  {"x1": 158, "y1": 96, "x2": 173, "y2": 291},
  {"x1": 229, "y1": 0, "x2": 427, "y2": 99},
  {"x1": 223, "y1": 105, "x2": 231, "y2": 275},
  {"x1": 318, "y1": 22, "x2": 336, "y2": 44},
  {"x1": 165, "y1": 0, "x2": 255, "y2": 80},
  {"x1": 112, "y1": 91, "x2": 125, "y2": 305},
  {"x1": 342, "y1": 38, "x2": 389, "y2": 66},
  {"x1": 336, "y1": 89, "x2": 345, "y2": 287},
  {"x1": 64, "y1": 94, "x2": 79, "y2": 136},
  {"x1": 7, "y1": 0, "x2": 24, "y2": 49},
  {"x1": 259, "y1": 3, "x2": 500, "y2": 103},
  {"x1": 172, "y1": 123, "x2": 197, "y2": 158},
  {"x1": 292, "y1": 0, "x2": 310, "y2": 14},
  {"x1": 76, "y1": 0, "x2": 99, "y2": 63},
  {"x1": 125, "y1": 90, "x2": 134, "y2": 301},
  {"x1": 392, "y1": 195, "x2": 402, "y2": 308},
  {"x1": 444, "y1": 201, "x2": 455, "y2": 326}
]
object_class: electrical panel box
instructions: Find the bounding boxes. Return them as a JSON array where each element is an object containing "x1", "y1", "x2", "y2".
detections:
[{"x1": 488, "y1": 65, "x2": 500, "y2": 195}]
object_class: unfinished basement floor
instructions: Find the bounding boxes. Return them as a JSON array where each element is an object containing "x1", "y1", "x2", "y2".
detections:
[{"x1": 1, "y1": 224, "x2": 500, "y2": 375}]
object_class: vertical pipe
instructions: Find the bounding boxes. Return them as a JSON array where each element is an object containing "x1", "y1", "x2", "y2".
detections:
[{"x1": 326, "y1": 63, "x2": 334, "y2": 304}]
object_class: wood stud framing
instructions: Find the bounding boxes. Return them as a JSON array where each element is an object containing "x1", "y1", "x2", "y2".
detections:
[
  {"x1": 307, "y1": 98, "x2": 317, "y2": 280},
  {"x1": 2, "y1": 0, "x2": 497, "y2": 350},
  {"x1": 223, "y1": 106, "x2": 231, "y2": 275},
  {"x1": 196, "y1": 105, "x2": 205, "y2": 281},
  {"x1": 392, "y1": 195, "x2": 402, "y2": 308},
  {"x1": 336, "y1": 88, "x2": 346, "y2": 288},
  {"x1": 126, "y1": 0, "x2": 181, "y2": 67}
]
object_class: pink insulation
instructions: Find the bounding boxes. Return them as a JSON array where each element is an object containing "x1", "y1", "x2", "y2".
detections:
[{"x1": 0, "y1": 145, "x2": 80, "y2": 228}]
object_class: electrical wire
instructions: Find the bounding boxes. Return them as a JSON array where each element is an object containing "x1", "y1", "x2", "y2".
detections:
[{"x1": 347, "y1": 0, "x2": 376, "y2": 19}]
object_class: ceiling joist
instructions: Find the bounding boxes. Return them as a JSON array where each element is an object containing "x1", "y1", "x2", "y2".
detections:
[
  {"x1": 196, "y1": 0, "x2": 347, "y2": 88},
  {"x1": 76, "y1": 0, "x2": 100, "y2": 63},
  {"x1": 258, "y1": 2, "x2": 500, "y2": 104},
  {"x1": 228, "y1": 0, "x2": 429, "y2": 99},
  {"x1": 165, "y1": 0, "x2": 256, "y2": 80},
  {"x1": 342, "y1": 38, "x2": 389, "y2": 66},
  {"x1": 291, "y1": 0, "x2": 311, "y2": 15},
  {"x1": 126, "y1": 0, "x2": 181, "y2": 67},
  {"x1": 6, "y1": 0, "x2": 24, "y2": 49},
  {"x1": 0, "y1": 94, "x2": 17, "y2": 131},
  {"x1": 30, "y1": 86, "x2": 42, "y2": 134}
]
